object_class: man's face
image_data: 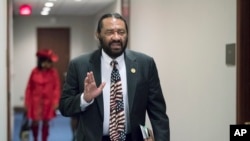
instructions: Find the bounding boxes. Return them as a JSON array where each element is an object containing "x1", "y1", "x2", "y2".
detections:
[{"x1": 97, "y1": 17, "x2": 128, "y2": 58}]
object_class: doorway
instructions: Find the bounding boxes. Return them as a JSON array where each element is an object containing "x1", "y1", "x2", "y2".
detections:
[
  {"x1": 237, "y1": 0, "x2": 250, "y2": 124},
  {"x1": 37, "y1": 28, "x2": 70, "y2": 87}
]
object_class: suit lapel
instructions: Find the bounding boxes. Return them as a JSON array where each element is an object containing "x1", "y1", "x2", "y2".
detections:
[
  {"x1": 125, "y1": 50, "x2": 137, "y2": 114},
  {"x1": 89, "y1": 49, "x2": 104, "y2": 120},
  {"x1": 88, "y1": 49, "x2": 138, "y2": 120}
]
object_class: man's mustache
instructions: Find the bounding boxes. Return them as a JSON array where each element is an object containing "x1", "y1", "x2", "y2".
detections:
[{"x1": 109, "y1": 41, "x2": 122, "y2": 46}]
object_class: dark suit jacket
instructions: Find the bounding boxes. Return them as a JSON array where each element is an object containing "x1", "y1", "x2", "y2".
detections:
[{"x1": 59, "y1": 49, "x2": 170, "y2": 141}]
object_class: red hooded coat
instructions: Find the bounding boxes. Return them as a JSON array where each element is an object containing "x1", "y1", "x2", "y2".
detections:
[{"x1": 25, "y1": 67, "x2": 61, "y2": 120}]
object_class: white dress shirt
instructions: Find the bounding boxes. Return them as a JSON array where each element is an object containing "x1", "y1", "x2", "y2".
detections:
[{"x1": 80, "y1": 49, "x2": 130, "y2": 135}]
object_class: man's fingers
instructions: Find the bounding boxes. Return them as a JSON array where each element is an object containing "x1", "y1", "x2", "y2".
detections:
[
  {"x1": 144, "y1": 138, "x2": 153, "y2": 141},
  {"x1": 98, "y1": 82, "x2": 106, "y2": 90},
  {"x1": 85, "y1": 71, "x2": 95, "y2": 84},
  {"x1": 84, "y1": 72, "x2": 105, "y2": 99},
  {"x1": 144, "y1": 138, "x2": 151, "y2": 141},
  {"x1": 84, "y1": 75, "x2": 89, "y2": 84},
  {"x1": 143, "y1": 129, "x2": 154, "y2": 141},
  {"x1": 88, "y1": 71, "x2": 95, "y2": 83},
  {"x1": 85, "y1": 73, "x2": 90, "y2": 84}
]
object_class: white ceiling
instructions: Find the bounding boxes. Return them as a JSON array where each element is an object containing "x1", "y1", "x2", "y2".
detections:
[{"x1": 13, "y1": 0, "x2": 116, "y2": 16}]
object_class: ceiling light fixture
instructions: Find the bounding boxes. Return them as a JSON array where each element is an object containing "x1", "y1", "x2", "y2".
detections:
[
  {"x1": 43, "y1": 7, "x2": 51, "y2": 12},
  {"x1": 19, "y1": 4, "x2": 32, "y2": 16},
  {"x1": 41, "y1": 11, "x2": 49, "y2": 16},
  {"x1": 45, "y1": 2, "x2": 54, "y2": 7}
]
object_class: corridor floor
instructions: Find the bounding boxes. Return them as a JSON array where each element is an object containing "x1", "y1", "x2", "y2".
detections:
[{"x1": 13, "y1": 111, "x2": 73, "y2": 141}]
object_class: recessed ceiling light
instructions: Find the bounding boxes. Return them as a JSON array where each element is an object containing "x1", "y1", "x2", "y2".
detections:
[
  {"x1": 45, "y1": 2, "x2": 54, "y2": 7},
  {"x1": 41, "y1": 11, "x2": 49, "y2": 16},
  {"x1": 43, "y1": 7, "x2": 51, "y2": 12},
  {"x1": 75, "y1": 0, "x2": 82, "y2": 2}
]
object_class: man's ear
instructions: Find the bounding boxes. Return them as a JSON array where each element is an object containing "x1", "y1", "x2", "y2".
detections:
[{"x1": 95, "y1": 33, "x2": 100, "y2": 40}]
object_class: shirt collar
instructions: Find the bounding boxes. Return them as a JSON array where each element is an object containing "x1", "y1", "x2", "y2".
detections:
[{"x1": 101, "y1": 49, "x2": 124, "y2": 67}]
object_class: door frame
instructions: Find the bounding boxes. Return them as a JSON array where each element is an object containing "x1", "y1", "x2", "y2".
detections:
[{"x1": 236, "y1": 0, "x2": 250, "y2": 124}]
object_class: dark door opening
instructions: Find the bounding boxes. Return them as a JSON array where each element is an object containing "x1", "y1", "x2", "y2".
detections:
[
  {"x1": 37, "y1": 28, "x2": 70, "y2": 88},
  {"x1": 237, "y1": 0, "x2": 250, "y2": 124}
]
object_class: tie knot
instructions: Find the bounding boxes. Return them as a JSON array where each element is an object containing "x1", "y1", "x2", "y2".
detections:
[{"x1": 110, "y1": 60, "x2": 118, "y2": 68}]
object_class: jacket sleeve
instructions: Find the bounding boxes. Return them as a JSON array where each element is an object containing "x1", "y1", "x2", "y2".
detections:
[{"x1": 147, "y1": 58, "x2": 170, "y2": 141}]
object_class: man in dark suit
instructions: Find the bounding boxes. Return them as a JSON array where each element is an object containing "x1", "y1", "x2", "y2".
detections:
[{"x1": 59, "y1": 13, "x2": 170, "y2": 141}]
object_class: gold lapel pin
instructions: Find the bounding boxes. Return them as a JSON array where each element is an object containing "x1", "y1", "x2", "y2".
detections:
[{"x1": 131, "y1": 68, "x2": 136, "y2": 73}]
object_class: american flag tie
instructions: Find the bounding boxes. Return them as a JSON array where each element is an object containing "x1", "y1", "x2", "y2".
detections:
[{"x1": 109, "y1": 60, "x2": 126, "y2": 141}]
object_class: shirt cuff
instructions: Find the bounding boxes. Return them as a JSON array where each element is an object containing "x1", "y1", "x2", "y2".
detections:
[{"x1": 80, "y1": 93, "x2": 94, "y2": 111}]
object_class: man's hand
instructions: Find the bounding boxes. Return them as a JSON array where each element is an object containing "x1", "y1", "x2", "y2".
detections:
[
  {"x1": 144, "y1": 128, "x2": 155, "y2": 141},
  {"x1": 83, "y1": 71, "x2": 106, "y2": 102}
]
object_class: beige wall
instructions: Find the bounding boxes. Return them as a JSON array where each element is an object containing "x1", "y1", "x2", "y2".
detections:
[
  {"x1": 0, "y1": 0, "x2": 7, "y2": 140},
  {"x1": 130, "y1": 0, "x2": 236, "y2": 141}
]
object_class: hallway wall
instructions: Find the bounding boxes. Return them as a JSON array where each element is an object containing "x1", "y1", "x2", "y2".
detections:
[
  {"x1": 0, "y1": 0, "x2": 7, "y2": 140},
  {"x1": 130, "y1": 0, "x2": 236, "y2": 141},
  {"x1": 13, "y1": 16, "x2": 95, "y2": 107}
]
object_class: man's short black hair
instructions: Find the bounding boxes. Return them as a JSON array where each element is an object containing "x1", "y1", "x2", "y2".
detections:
[{"x1": 96, "y1": 13, "x2": 128, "y2": 34}]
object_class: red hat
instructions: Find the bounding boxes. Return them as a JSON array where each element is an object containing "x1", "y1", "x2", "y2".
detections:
[{"x1": 36, "y1": 49, "x2": 58, "y2": 62}]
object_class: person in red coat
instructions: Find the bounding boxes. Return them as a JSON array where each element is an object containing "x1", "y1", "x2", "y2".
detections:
[{"x1": 24, "y1": 49, "x2": 61, "y2": 141}]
